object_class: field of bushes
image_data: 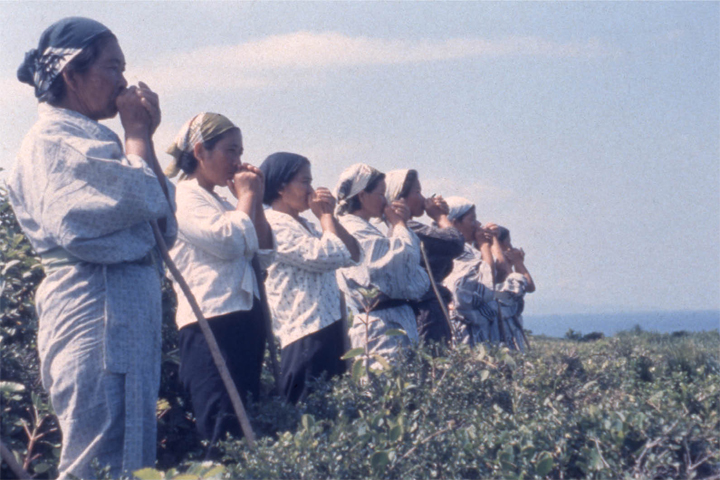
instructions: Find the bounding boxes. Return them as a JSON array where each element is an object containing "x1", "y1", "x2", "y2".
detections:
[{"x1": 2, "y1": 190, "x2": 719, "y2": 479}]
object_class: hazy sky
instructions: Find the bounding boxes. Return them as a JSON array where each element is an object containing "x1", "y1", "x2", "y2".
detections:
[{"x1": 1, "y1": 1, "x2": 718, "y2": 316}]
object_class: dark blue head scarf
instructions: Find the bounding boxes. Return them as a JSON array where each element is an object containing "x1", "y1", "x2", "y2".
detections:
[
  {"x1": 259, "y1": 152, "x2": 311, "y2": 205},
  {"x1": 17, "y1": 17, "x2": 112, "y2": 98}
]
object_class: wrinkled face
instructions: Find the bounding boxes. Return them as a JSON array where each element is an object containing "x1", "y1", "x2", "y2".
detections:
[
  {"x1": 358, "y1": 179, "x2": 387, "y2": 218},
  {"x1": 72, "y1": 38, "x2": 128, "y2": 120},
  {"x1": 197, "y1": 129, "x2": 243, "y2": 188},
  {"x1": 404, "y1": 178, "x2": 425, "y2": 218},
  {"x1": 454, "y1": 207, "x2": 478, "y2": 243},
  {"x1": 279, "y1": 163, "x2": 314, "y2": 213}
]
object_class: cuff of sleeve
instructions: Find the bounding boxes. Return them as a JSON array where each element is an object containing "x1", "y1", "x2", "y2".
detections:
[{"x1": 226, "y1": 209, "x2": 259, "y2": 254}]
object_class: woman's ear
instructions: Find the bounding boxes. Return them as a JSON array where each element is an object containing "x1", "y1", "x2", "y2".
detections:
[
  {"x1": 61, "y1": 70, "x2": 79, "y2": 94},
  {"x1": 193, "y1": 142, "x2": 206, "y2": 163}
]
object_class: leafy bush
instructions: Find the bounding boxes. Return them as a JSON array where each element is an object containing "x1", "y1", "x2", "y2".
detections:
[{"x1": 2, "y1": 187, "x2": 719, "y2": 479}]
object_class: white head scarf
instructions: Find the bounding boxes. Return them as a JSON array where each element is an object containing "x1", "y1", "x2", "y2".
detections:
[
  {"x1": 335, "y1": 163, "x2": 382, "y2": 215},
  {"x1": 165, "y1": 112, "x2": 237, "y2": 178},
  {"x1": 445, "y1": 196, "x2": 475, "y2": 222},
  {"x1": 384, "y1": 169, "x2": 411, "y2": 203}
]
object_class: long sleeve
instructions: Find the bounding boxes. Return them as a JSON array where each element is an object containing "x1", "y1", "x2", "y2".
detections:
[
  {"x1": 272, "y1": 215, "x2": 353, "y2": 273},
  {"x1": 407, "y1": 220, "x2": 465, "y2": 283},
  {"x1": 9, "y1": 122, "x2": 173, "y2": 265},
  {"x1": 339, "y1": 216, "x2": 429, "y2": 301},
  {"x1": 174, "y1": 181, "x2": 258, "y2": 261}
]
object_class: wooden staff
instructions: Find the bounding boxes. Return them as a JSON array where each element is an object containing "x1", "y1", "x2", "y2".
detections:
[
  {"x1": 0, "y1": 441, "x2": 31, "y2": 479},
  {"x1": 419, "y1": 242, "x2": 456, "y2": 345},
  {"x1": 251, "y1": 257, "x2": 281, "y2": 393},
  {"x1": 151, "y1": 222, "x2": 256, "y2": 444}
]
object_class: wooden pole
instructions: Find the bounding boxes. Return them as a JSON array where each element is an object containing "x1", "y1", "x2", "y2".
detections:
[
  {"x1": 0, "y1": 441, "x2": 31, "y2": 479},
  {"x1": 419, "y1": 242, "x2": 456, "y2": 346},
  {"x1": 151, "y1": 222, "x2": 256, "y2": 444}
]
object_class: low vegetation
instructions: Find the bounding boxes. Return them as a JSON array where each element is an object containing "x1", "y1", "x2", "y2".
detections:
[{"x1": 2, "y1": 190, "x2": 718, "y2": 479}]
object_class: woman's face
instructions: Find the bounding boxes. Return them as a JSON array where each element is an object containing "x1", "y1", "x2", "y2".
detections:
[
  {"x1": 196, "y1": 129, "x2": 243, "y2": 188},
  {"x1": 404, "y1": 178, "x2": 425, "y2": 218},
  {"x1": 454, "y1": 207, "x2": 478, "y2": 243},
  {"x1": 278, "y1": 163, "x2": 314, "y2": 214},
  {"x1": 70, "y1": 37, "x2": 128, "y2": 120},
  {"x1": 358, "y1": 179, "x2": 387, "y2": 218}
]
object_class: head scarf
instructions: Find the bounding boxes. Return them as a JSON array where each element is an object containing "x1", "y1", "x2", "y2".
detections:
[
  {"x1": 259, "y1": 152, "x2": 311, "y2": 205},
  {"x1": 334, "y1": 163, "x2": 383, "y2": 215},
  {"x1": 384, "y1": 169, "x2": 411, "y2": 203},
  {"x1": 17, "y1": 17, "x2": 111, "y2": 98},
  {"x1": 165, "y1": 112, "x2": 238, "y2": 178},
  {"x1": 445, "y1": 196, "x2": 475, "y2": 222}
]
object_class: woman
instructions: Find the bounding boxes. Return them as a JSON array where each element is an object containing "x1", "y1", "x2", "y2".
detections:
[
  {"x1": 165, "y1": 113, "x2": 273, "y2": 447},
  {"x1": 335, "y1": 164, "x2": 429, "y2": 366},
  {"x1": 8, "y1": 17, "x2": 175, "y2": 479},
  {"x1": 493, "y1": 226, "x2": 536, "y2": 351},
  {"x1": 442, "y1": 197, "x2": 498, "y2": 346},
  {"x1": 384, "y1": 169, "x2": 464, "y2": 347},
  {"x1": 259, "y1": 152, "x2": 360, "y2": 404}
]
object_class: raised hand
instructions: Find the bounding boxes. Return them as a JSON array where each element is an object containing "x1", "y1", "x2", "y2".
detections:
[
  {"x1": 384, "y1": 200, "x2": 411, "y2": 226},
  {"x1": 474, "y1": 223, "x2": 494, "y2": 245},
  {"x1": 309, "y1": 187, "x2": 336, "y2": 219},
  {"x1": 116, "y1": 85, "x2": 152, "y2": 137},
  {"x1": 227, "y1": 164, "x2": 264, "y2": 199},
  {"x1": 424, "y1": 195, "x2": 449, "y2": 221},
  {"x1": 136, "y1": 81, "x2": 160, "y2": 135}
]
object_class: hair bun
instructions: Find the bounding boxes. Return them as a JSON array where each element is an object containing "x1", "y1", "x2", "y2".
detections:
[{"x1": 17, "y1": 48, "x2": 39, "y2": 86}]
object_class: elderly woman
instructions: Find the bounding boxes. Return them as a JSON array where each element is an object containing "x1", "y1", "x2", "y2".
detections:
[
  {"x1": 384, "y1": 169, "x2": 464, "y2": 347},
  {"x1": 259, "y1": 152, "x2": 360, "y2": 404},
  {"x1": 165, "y1": 113, "x2": 273, "y2": 447},
  {"x1": 442, "y1": 197, "x2": 498, "y2": 346},
  {"x1": 8, "y1": 17, "x2": 175, "y2": 479},
  {"x1": 334, "y1": 164, "x2": 429, "y2": 366}
]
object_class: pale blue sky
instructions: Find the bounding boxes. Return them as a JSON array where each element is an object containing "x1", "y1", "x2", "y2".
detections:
[{"x1": 1, "y1": 1, "x2": 718, "y2": 315}]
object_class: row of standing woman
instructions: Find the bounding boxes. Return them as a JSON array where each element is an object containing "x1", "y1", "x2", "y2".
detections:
[
  {"x1": 8, "y1": 17, "x2": 533, "y2": 480},
  {"x1": 164, "y1": 112, "x2": 535, "y2": 453}
]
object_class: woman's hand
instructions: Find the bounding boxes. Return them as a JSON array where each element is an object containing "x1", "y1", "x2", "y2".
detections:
[
  {"x1": 474, "y1": 223, "x2": 494, "y2": 246},
  {"x1": 384, "y1": 201, "x2": 410, "y2": 226},
  {"x1": 227, "y1": 164, "x2": 264, "y2": 199},
  {"x1": 505, "y1": 247, "x2": 526, "y2": 265},
  {"x1": 309, "y1": 187, "x2": 336, "y2": 219},
  {"x1": 136, "y1": 81, "x2": 160, "y2": 135},
  {"x1": 424, "y1": 195, "x2": 449, "y2": 221},
  {"x1": 117, "y1": 86, "x2": 152, "y2": 137}
]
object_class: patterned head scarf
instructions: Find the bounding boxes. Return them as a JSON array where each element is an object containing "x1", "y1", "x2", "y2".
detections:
[
  {"x1": 384, "y1": 169, "x2": 411, "y2": 203},
  {"x1": 334, "y1": 163, "x2": 383, "y2": 215},
  {"x1": 445, "y1": 196, "x2": 475, "y2": 222},
  {"x1": 17, "y1": 17, "x2": 112, "y2": 98},
  {"x1": 259, "y1": 152, "x2": 311, "y2": 205},
  {"x1": 165, "y1": 113, "x2": 238, "y2": 178}
]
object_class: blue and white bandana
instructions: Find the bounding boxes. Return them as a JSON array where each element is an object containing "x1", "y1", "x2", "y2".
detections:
[{"x1": 17, "y1": 17, "x2": 111, "y2": 98}]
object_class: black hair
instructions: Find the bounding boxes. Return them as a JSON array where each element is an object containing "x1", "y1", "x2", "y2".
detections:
[
  {"x1": 260, "y1": 152, "x2": 311, "y2": 205},
  {"x1": 497, "y1": 226, "x2": 510, "y2": 243},
  {"x1": 39, "y1": 31, "x2": 118, "y2": 106},
  {"x1": 177, "y1": 127, "x2": 241, "y2": 175},
  {"x1": 346, "y1": 171, "x2": 386, "y2": 213},
  {"x1": 398, "y1": 169, "x2": 419, "y2": 199}
]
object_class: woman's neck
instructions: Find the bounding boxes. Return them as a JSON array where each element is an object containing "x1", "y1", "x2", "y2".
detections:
[
  {"x1": 189, "y1": 173, "x2": 215, "y2": 193},
  {"x1": 271, "y1": 199, "x2": 300, "y2": 219},
  {"x1": 352, "y1": 208, "x2": 373, "y2": 222}
]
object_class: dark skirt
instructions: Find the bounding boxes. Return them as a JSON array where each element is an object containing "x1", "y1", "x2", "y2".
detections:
[
  {"x1": 280, "y1": 320, "x2": 347, "y2": 404},
  {"x1": 178, "y1": 300, "x2": 266, "y2": 445}
]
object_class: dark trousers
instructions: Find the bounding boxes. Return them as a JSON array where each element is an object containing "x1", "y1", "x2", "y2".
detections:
[
  {"x1": 178, "y1": 300, "x2": 266, "y2": 445},
  {"x1": 413, "y1": 297, "x2": 452, "y2": 347},
  {"x1": 280, "y1": 320, "x2": 347, "y2": 404}
]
